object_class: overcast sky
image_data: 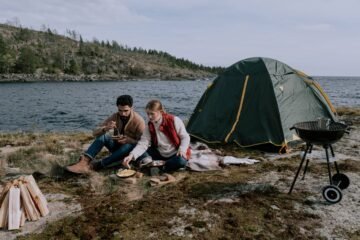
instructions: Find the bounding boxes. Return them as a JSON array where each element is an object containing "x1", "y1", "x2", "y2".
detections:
[{"x1": 1, "y1": 0, "x2": 359, "y2": 76}]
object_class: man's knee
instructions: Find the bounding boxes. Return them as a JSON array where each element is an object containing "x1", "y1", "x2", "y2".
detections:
[{"x1": 94, "y1": 134, "x2": 108, "y2": 143}]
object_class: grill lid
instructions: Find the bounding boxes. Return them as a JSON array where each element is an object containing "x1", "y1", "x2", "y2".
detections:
[
  {"x1": 290, "y1": 120, "x2": 350, "y2": 145},
  {"x1": 293, "y1": 121, "x2": 348, "y2": 132}
]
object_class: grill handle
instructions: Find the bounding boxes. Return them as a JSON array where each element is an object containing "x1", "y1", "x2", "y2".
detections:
[
  {"x1": 289, "y1": 127, "x2": 295, "y2": 131},
  {"x1": 345, "y1": 126, "x2": 353, "y2": 134}
]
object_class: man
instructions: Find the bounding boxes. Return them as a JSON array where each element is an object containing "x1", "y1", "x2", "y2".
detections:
[{"x1": 66, "y1": 95, "x2": 145, "y2": 174}]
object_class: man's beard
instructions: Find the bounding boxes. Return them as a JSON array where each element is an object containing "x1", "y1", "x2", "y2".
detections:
[{"x1": 120, "y1": 116, "x2": 130, "y2": 121}]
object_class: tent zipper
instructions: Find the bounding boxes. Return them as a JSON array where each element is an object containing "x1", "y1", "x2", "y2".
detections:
[{"x1": 224, "y1": 75, "x2": 249, "y2": 143}]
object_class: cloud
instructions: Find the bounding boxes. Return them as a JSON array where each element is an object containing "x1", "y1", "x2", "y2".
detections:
[
  {"x1": 1, "y1": 0, "x2": 360, "y2": 75},
  {"x1": 0, "y1": 0, "x2": 151, "y2": 29},
  {"x1": 297, "y1": 23, "x2": 332, "y2": 31}
]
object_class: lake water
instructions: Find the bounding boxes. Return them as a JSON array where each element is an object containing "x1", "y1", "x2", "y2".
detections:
[{"x1": 0, "y1": 77, "x2": 359, "y2": 132}]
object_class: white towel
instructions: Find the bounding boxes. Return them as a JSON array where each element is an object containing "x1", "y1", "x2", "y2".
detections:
[{"x1": 221, "y1": 156, "x2": 260, "y2": 165}]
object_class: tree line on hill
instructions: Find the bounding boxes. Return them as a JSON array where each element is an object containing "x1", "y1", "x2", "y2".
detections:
[{"x1": 0, "y1": 23, "x2": 224, "y2": 78}]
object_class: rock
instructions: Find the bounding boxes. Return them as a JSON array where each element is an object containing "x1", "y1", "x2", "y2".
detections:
[
  {"x1": 149, "y1": 174, "x2": 176, "y2": 187},
  {"x1": 304, "y1": 196, "x2": 317, "y2": 205},
  {"x1": 5, "y1": 167, "x2": 21, "y2": 175},
  {"x1": 149, "y1": 167, "x2": 160, "y2": 176},
  {"x1": 270, "y1": 205, "x2": 280, "y2": 210},
  {"x1": 108, "y1": 174, "x2": 119, "y2": 181},
  {"x1": 122, "y1": 177, "x2": 137, "y2": 184},
  {"x1": 159, "y1": 175, "x2": 168, "y2": 181},
  {"x1": 163, "y1": 173, "x2": 176, "y2": 182},
  {"x1": 299, "y1": 227, "x2": 307, "y2": 235},
  {"x1": 135, "y1": 172, "x2": 143, "y2": 178}
]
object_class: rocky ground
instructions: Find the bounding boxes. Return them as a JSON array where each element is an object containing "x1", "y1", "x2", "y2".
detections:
[{"x1": 0, "y1": 107, "x2": 359, "y2": 239}]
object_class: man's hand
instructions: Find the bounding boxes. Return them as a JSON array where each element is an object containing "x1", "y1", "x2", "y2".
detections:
[
  {"x1": 177, "y1": 151, "x2": 187, "y2": 159},
  {"x1": 122, "y1": 154, "x2": 134, "y2": 169},
  {"x1": 115, "y1": 135, "x2": 135, "y2": 145},
  {"x1": 105, "y1": 121, "x2": 116, "y2": 131},
  {"x1": 116, "y1": 135, "x2": 128, "y2": 144}
]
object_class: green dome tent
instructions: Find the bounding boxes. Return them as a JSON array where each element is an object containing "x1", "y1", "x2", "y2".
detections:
[{"x1": 187, "y1": 57, "x2": 337, "y2": 151}]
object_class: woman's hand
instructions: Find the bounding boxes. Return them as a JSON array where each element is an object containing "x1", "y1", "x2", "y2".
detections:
[
  {"x1": 122, "y1": 154, "x2": 134, "y2": 169},
  {"x1": 177, "y1": 151, "x2": 187, "y2": 159}
]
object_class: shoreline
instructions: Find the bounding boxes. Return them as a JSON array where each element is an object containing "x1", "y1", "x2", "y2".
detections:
[
  {"x1": 0, "y1": 107, "x2": 358, "y2": 134},
  {"x1": 0, "y1": 72, "x2": 216, "y2": 83},
  {"x1": 2, "y1": 74, "x2": 359, "y2": 83}
]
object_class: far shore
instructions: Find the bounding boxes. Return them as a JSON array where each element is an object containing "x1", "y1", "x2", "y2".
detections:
[{"x1": 0, "y1": 72, "x2": 216, "y2": 83}]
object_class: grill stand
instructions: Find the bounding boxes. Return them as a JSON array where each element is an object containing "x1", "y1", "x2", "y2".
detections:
[
  {"x1": 288, "y1": 143, "x2": 350, "y2": 203},
  {"x1": 288, "y1": 121, "x2": 351, "y2": 203}
]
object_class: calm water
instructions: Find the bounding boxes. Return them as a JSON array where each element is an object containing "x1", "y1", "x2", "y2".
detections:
[
  {"x1": 0, "y1": 80, "x2": 209, "y2": 132},
  {"x1": 0, "y1": 77, "x2": 359, "y2": 132}
]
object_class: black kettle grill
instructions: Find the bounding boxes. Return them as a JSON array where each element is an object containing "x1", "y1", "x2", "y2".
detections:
[{"x1": 288, "y1": 120, "x2": 351, "y2": 203}]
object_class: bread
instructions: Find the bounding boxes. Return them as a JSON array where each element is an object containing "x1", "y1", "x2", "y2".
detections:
[{"x1": 116, "y1": 169, "x2": 136, "y2": 178}]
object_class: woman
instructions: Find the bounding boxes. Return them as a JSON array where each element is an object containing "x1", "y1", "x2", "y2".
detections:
[{"x1": 123, "y1": 99, "x2": 191, "y2": 172}]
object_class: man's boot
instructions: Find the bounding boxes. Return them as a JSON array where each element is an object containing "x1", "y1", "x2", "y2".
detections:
[
  {"x1": 66, "y1": 155, "x2": 92, "y2": 174},
  {"x1": 91, "y1": 160, "x2": 103, "y2": 171}
]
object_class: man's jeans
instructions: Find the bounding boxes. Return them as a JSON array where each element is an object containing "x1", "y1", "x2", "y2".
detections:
[
  {"x1": 142, "y1": 147, "x2": 187, "y2": 172},
  {"x1": 84, "y1": 134, "x2": 135, "y2": 168}
]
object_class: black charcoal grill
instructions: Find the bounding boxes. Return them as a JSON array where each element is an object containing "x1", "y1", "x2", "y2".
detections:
[{"x1": 288, "y1": 120, "x2": 351, "y2": 203}]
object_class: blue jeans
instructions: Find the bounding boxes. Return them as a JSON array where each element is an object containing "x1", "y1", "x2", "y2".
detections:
[
  {"x1": 84, "y1": 134, "x2": 135, "y2": 168},
  {"x1": 142, "y1": 147, "x2": 187, "y2": 172}
]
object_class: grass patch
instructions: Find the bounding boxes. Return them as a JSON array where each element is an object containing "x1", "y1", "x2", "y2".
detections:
[
  {"x1": 19, "y1": 165, "x2": 324, "y2": 240},
  {"x1": 2, "y1": 123, "x2": 359, "y2": 240},
  {"x1": 336, "y1": 107, "x2": 360, "y2": 116},
  {"x1": 0, "y1": 132, "x2": 38, "y2": 147}
]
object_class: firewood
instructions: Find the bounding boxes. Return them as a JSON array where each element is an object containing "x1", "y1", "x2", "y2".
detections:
[
  {"x1": 19, "y1": 182, "x2": 40, "y2": 221},
  {"x1": 0, "y1": 191, "x2": 9, "y2": 229},
  {"x1": 8, "y1": 187, "x2": 21, "y2": 230},
  {"x1": 0, "y1": 182, "x2": 12, "y2": 206},
  {"x1": 0, "y1": 174, "x2": 49, "y2": 228},
  {"x1": 24, "y1": 175, "x2": 49, "y2": 217},
  {"x1": 20, "y1": 208, "x2": 26, "y2": 227},
  {"x1": 12, "y1": 179, "x2": 19, "y2": 186},
  {"x1": 22, "y1": 205, "x2": 29, "y2": 222}
]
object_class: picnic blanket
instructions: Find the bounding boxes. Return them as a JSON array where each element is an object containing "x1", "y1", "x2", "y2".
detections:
[
  {"x1": 187, "y1": 142, "x2": 222, "y2": 171},
  {"x1": 221, "y1": 156, "x2": 260, "y2": 165},
  {"x1": 187, "y1": 142, "x2": 260, "y2": 171}
]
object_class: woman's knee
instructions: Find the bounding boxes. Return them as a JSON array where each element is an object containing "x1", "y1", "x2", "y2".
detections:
[
  {"x1": 178, "y1": 157, "x2": 187, "y2": 167},
  {"x1": 165, "y1": 156, "x2": 187, "y2": 171}
]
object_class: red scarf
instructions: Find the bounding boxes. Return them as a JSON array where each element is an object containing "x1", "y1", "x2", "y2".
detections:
[{"x1": 148, "y1": 113, "x2": 191, "y2": 160}]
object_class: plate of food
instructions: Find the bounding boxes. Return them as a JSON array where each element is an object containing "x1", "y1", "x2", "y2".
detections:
[
  {"x1": 151, "y1": 160, "x2": 166, "y2": 167},
  {"x1": 116, "y1": 168, "x2": 136, "y2": 178}
]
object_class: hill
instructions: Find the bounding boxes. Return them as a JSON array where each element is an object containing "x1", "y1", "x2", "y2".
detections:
[{"x1": 0, "y1": 23, "x2": 223, "y2": 82}]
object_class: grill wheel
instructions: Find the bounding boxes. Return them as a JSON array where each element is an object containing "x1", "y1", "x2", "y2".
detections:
[
  {"x1": 322, "y1": 185, "x2": 342, "y2": 204},
  {"x1": 332, "y1": 173, "x2": 350, "y2": 190}
]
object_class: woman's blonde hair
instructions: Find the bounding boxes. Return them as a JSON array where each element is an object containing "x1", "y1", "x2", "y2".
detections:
[{"x1": 146, "y1": 99, "x2": 166, "y2": 113}]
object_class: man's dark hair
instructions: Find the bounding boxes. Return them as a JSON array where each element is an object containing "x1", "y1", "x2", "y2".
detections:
[{"x1": 116, "y1": 95, "x2": 133, "y2": 107}]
